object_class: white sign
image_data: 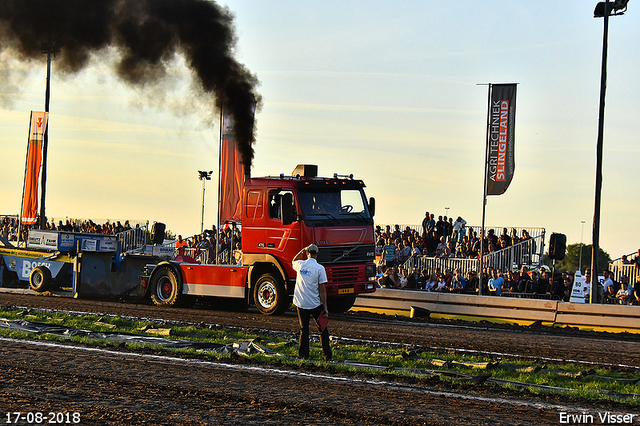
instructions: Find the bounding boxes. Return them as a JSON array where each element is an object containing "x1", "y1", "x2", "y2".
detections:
[
  {"x1": 100, "y1": 237, "x2": 117, "y2": 251},
  {"x1": 27, "y1": 230, "x2": 59, "y2": 250},
  {"x1": 570, "y1": 271, "x2": 605, "y2": 303},
  {"x1": 81, "y1": 239, "x2": 98, "y2": 252},
  {"x1": 152, "y1": 246, "x2": 175, "y2": 259},
  {"x1": 570, "y1": 271, "x2": 586, "y2": 303}
]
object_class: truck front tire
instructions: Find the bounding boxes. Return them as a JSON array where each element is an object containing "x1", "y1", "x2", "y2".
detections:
[
  {"x1": 29, "y1": 266, "x2": 52, "y2": 292},
  {"x1": 150, "y1": 267, "x2": 182, "y2": 307},
  {"x1": 253, "y1": 273, "x2": 290, "y2": 315},
  {"x1": 328, "y1": 295, "x2": 356, "y2": 313}
]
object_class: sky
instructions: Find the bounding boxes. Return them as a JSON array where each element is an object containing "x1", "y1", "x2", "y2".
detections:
[{"x1": 0, "y1": 0, "x2": 638, "y2": 259}]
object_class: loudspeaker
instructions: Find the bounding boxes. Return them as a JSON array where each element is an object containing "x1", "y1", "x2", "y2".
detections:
[
  {"x1": 549, "y1": 233, "x2": 566, "y2": 260},
  {"x1": 151, "y1": 222, "x2": 165, "y2": 245}
]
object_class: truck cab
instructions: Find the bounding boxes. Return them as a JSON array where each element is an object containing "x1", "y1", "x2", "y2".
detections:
[{"x1": 241, "y1": 164, "x2": 377, "y2": 313}]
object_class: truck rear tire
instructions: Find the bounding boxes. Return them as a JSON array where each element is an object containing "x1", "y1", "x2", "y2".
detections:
[
  {"x1": 29, "y1": 266, "x2": 52, "y2": 292},
  {"x1": 253, "y1": 273, "x2": 290, "y2": 315},
  {"x1": 328, "y1": 295, "x2": 356, "y2": 313},
  {"x1": 150, "y1": 267, "x2": 182, "y2": 307}
]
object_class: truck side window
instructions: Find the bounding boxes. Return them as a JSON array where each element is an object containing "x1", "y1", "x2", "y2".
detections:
[
  {"x1": 246, "y1": 190, "x2": 264, "y2": 220},
  {"x1": 268, "y1": 190, "x2": 295, "y2": 220}
]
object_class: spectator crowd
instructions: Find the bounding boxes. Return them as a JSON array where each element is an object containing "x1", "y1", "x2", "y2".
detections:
[
  {"x1": 2, "y1": 215, "x2": 139, "y2": 242},
  {"x1": 174, "y1": 223, "x2": 242, "y2": 265},
  {"x1": 376, "y1": 212, "x2": 533, "y2": 266},
  {"x1": 374, "y1": 210, "x2": 640, "y2": 306}
]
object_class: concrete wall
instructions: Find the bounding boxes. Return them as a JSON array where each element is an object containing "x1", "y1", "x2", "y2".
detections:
[{"x1": 355, "y1": 289, "x2": 640, "y2": 330}]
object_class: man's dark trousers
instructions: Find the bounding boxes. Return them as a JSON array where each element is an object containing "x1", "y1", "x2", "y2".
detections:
[{"x1": 297, "y1": 305, "x2": 332, "y2": 360}]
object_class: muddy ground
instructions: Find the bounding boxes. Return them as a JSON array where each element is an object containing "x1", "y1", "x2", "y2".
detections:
[{"x1": 1, "y1": 291, "x2": 639, "y2": 425}]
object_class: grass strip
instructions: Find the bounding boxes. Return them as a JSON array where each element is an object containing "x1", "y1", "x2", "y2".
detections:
[{"x1": 0, "y1": 306, "x2": 638, "y2": 406}]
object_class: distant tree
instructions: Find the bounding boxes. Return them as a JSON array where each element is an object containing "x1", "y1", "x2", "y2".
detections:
[{"x1": 544, "y1": 243, "x2": 611, "y2": 273}]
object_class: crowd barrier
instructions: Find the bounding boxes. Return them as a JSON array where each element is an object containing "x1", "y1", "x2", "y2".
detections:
[
  {"x1": 403, "y1": 235, "x2": 545, "y2": 277},
  {"x1": 354, "y1": 289, "x2": 640, "y2": 330},
  {"x1": 609, "y1": 263, "x2": 639, "y2": 286}
]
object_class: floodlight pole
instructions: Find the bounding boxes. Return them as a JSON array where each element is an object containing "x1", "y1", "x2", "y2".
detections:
[
  {"x1": 579, "y1": 220, "x2": 585, "y2": 272},
  {"x1": 201, "y1": 176, "x2": 206, "y2": 234},
  {"x1": 591, "y1": 0, "x2": 625, "y2": 303},
  {"x1": 198, "y1": 171, "x2": 213, "y2": 234}
]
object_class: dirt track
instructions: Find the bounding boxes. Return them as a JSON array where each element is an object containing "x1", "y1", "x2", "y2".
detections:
[{"x1": 1, "y1": 291, "x2": 639, "y2": 425}]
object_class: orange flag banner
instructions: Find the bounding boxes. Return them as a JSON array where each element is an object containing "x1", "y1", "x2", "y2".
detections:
[{"x1": 21, "y1": 111, "x2": 49, "y2": 225}]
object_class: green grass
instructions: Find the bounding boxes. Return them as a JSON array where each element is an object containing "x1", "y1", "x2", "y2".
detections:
[{"x1": 1, "y1": 307, "x2": 639, "y2": 406}]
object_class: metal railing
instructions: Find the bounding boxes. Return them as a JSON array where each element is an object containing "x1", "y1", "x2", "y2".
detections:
[
  {"x1": 117, "y1": 225, "x2": 148, "y2": 254},
  {"x1": 49, "y1": 217, "x2": 148, "y2": 233},
  {"x1": 608, "y1": 263, "x2": 639, "y2": 286},
  {"x1": 177, "y1": 247, "x2": 237, "y2": 265},
  {"x1": 405, "y1": 256, "x2": 478, "y2": 276},
  {"x1": 482, "y1": 235, "x2": 544, "y2": 272},
  {"x1": 376, "y1": 224, "x2": 545, "y2": 241},
  {"x1": 181, "y1": 247, "x2": 209, "y2": 263},
  {"x1": 402, "y1": 234, "x2": 546, "y2": 279}
]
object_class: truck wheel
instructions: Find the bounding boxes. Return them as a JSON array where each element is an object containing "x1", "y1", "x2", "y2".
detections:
[
  {"x1": 253, "y1": 273, "x2": 290, "y2": 315},
  {"x1": 150, "y1": 267, "x2": 182, "y2": 307},
  {"x1": 328, "y1": 295, "x2": 356, "y2": 313},
  {"x1": 29, "y1": 266, "x2": 52, "y2": 292}
]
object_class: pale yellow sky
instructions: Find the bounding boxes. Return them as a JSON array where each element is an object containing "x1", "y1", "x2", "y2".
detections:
[{"x1": 1, "y1": 0, "x2": 639, "y2": 259}]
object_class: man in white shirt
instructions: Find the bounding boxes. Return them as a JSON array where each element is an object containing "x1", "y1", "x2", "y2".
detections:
[{"x1": 292, "y1": 244, "x2": 332, "y2": 360}]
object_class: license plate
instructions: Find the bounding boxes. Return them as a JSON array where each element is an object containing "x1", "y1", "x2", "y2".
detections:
[{"x1": 338, "y1": 288, "x2": 354, "y2": 294}]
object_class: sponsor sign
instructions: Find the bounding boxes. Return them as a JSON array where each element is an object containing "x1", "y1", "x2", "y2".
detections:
[
  {"x1": 569, "y1": 271, "x2": 604, "y2": 303},
  {"x1": 485, "y1": 84, "x2": 516, "y2": 196},
  {"x1": 152, "y1": 246, "x2": 175, "y2": 259},
  {"x1": 569, "y1": 272, "x2": 586, "y2": 304},
  {"x1": 81, "y1": 239, "x2": 98, "y2": 252},
  {"x1": 27, "y1": 230, "x2": 59, "y2": 250},
  {"x1": 58, "y1": 233, "x2": 77, "y2": 250},
  {"x1": 1, "y1": 255, "x2": 66, "y2": 280},
  {"x1": 26, "y1": 230, "x2": 118, "y2": 252}
]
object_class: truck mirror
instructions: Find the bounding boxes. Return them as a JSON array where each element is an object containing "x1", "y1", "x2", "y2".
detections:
[
  {"x1": 368, "y1": 197, "x2": 376, "y2": 217},
  {"x1": 280, "y1": 193, "x2": 294, "y2": 225}
]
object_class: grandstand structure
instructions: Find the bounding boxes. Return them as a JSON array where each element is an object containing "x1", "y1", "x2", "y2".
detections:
[
  {"x1": 378, "y1": 224, "x2": 546, "y2": 277},
  {"x1": 48, "y1": 217, "x2": 149, "y2": 254},
  {"x1": 1, "y1": 215, "x2": 149, "y2": 255}
]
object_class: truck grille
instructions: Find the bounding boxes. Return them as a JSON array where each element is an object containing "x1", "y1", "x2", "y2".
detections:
[
  {"x1": 326, "y1": 265, "x2": 363, "y2": 283},
  {"x1": 317, "y1": 244, "x2": 375, "y2": 265}
]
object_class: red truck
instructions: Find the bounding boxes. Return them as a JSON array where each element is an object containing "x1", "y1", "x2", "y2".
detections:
[{"x1": 144, "y1": 165, "x2": 377, "y2": 315}]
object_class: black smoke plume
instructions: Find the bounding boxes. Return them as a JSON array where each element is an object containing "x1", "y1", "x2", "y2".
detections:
[{"x1": 0, "y1": 0, "x2": 261, "y2": 176}]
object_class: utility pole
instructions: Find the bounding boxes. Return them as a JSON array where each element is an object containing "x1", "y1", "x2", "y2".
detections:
[{"x1": 39, "y1": 39, "x2": 61, "y2": 230}]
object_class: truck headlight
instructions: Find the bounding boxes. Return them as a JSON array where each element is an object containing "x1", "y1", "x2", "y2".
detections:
[{"x1": 365, "y1": 264, "x2": 375, "y2": 277}]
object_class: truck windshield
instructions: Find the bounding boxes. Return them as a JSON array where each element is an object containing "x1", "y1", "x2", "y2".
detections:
[{"x1": 297, "y1": 188, "x2": 372, "y2": 226}]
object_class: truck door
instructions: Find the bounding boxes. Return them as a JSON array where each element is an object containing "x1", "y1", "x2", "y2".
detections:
[
  {"x1": 242, "y1": 188, "x2": 266, "y2": 252},
  {"x1": 265, "y1": 189, "x2": 300, "y2": 258}
]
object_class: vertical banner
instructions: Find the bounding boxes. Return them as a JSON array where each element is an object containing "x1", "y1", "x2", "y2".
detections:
[
  {"x1": 21, "y1": 111, "x2": 49, "y2": 225},
  {"x1": 219, "y1": 106, "x2": 246, "y2": 223},
  {"x1": 485, "y1": 84, "x2": 517, "y2": 196}
]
